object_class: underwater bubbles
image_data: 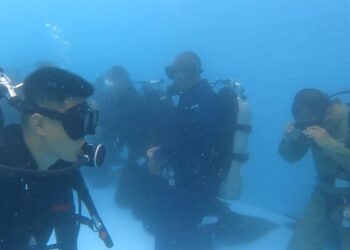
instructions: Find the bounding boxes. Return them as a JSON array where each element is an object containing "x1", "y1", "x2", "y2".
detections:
[{"x1": 45, "y1": 23, "x2": 71, "y2": 67}]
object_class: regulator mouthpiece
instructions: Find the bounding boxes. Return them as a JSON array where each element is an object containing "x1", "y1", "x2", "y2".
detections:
[{"x1": 80, "y1": 143, "x2": 106, "y2": 168}]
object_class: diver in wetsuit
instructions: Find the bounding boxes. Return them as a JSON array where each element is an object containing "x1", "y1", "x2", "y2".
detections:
[{"x1": 0, "y1": 67, "x2": 100, "y2": 250}]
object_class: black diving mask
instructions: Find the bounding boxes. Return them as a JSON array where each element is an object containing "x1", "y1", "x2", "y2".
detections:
[
  {"x1": 292, "y1": 89, "x2": 331, "y2": 130},
  {"x1": 23, "y1": 101, "x2": 99, "y2": 140},
  {"x1": 294, "y1": 117, "x2": 324, "y2": 130},
  {"x1": 165, "y1": 65, "x2": 202, "y2": 80}
]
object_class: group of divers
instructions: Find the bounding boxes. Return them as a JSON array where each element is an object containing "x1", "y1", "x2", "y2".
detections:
[{"x1": 0, "y1": 51, "x2": 350, "y2": 250}]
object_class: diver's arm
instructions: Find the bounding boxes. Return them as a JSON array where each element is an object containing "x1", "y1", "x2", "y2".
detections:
[
  {"x1": 320, "y1": 139, "x2": 350, "y2": 171},
  {"x1": 305, "y1": 126, "x2": 350, "y2": 171}
]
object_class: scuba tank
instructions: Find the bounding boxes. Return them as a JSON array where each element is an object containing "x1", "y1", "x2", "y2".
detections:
[{"x1": 214, "y1": 80, "x2": 252, "y2": 200}]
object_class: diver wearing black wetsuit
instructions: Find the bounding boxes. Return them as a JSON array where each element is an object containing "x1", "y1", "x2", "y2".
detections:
[
  {"x1": 0, "y1": 125, "x2": 80, "y2": 250},
  {"x1": 147, "y1": 52, "x2": 219, "y2": 250},
  {"x1": 0, "y1": 67, "x2": 98, "y2": 250}
]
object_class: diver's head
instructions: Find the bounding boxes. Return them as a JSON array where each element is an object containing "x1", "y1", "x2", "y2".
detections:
[
  {"x1": 104, "y1": 65, "x2": 131, "y2": 96},
  {"x1": 292, "y1": 89, "x2": 329, "y2": 129},
  {"x1": 292, "y1": 88, "x2": 346, "y2": 130},
  {"x1": 21, "y1": 67, "x2": 97, "y2": 164},
  {"x1": 35, "y1": 61, "x2": 57, "y2": 69},
  {"x1": 165, "y1": 52, "x2": 202, "y2": 94}
]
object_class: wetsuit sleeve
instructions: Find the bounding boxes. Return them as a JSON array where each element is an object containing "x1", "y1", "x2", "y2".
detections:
[
  {"x1": 278, "y1": 138, "x2": 309, "y2": 163},
  {"x1": 320, "y1": 140, "x2": 350, "y2": 172}
]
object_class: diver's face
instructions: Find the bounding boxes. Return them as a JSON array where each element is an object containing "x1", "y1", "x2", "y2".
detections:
[
  {"x1": 294, "y1": 107, "x2": 325, "y2": 130},
  {"x1": 173, "y1": 71, "x2": 190, "y2": 92},
  {"x1": 294, "y1": 110, "x2": 313, "y2": 128},
  {"x1": 172, "y1": 70, "x2": 198, "y2": 93},
  {"x1": 104, "y1": 77, "x2": 129, "y2": 96},
  {"x1": 34, "y1": 98, "x2": 86, "y2": 162}
]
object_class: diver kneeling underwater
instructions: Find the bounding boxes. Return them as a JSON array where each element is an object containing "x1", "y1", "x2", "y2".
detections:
[
  {"x1": 0, "y1": 67, "x2": 112, "y2": 250},
  {"x1": 280, "y1": 88, "x2": 350, "y2": 250}
]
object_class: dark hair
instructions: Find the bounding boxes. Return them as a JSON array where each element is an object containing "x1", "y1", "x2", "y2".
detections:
[
  {"x1": 106, "y1": 66, "x2": 130, "y2": 82},
  {"x1": 23, "y1": 67, "x2": 94, "y2": 105},
  {"x1": 292, "y1": 88, "x2": 330, "y2": 128},
  {"x1": 165, "y1": 52, "x2": 203, "y2": 80},
  {"x1": 174, "y1": 52, "x2": 202, "y2": 73}
]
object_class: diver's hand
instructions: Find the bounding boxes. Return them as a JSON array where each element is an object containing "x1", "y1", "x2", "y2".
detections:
[
  {"x1": 303, "y1": 126, "x2": 335, "y2": 149},
  {"x1": 147, "y1": 147, "x2": 167, "y2": 175},
  {"x1": 283, "y1": 122, "x2": 299, "y2": 142}
]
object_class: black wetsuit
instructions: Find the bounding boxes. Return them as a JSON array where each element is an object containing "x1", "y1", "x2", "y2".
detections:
[
  {"x1": 150, "y1": 80, "x2": 219, "y2": 250},
  {"x1": 0, "y1": 124, "x2": 79, "y2": 250},
  {"x1": 113, "y1": 85, "x2": 175, "y2": 218},
  {"x1": 98, "y1": 85, "x2": 147, "y2": 162}
]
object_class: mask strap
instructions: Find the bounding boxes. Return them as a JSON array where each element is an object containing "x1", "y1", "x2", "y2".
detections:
[{"x1": 22, "y1": 100, "x2": 65, "y2": 121}]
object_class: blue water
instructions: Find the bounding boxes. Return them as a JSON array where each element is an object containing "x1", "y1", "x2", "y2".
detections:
[{"x1": 1, "y1": 0, "x2": 350, "y2": 248}]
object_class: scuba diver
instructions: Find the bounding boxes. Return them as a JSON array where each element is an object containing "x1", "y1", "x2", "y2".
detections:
[
  {"x1": 91, "y1": 65, "x2": 174, "y2": 194},
  {"x1": 0, "y1": 67, "x2": 112, "y2": 250},
  {"x1": 144, "y1": 52, "x2": 277, "y2": 250},
  {"x1": 279, "y1": 88, "x2": 350, "y2": 250},
  {"x1": 97, "y1": 66, "x2": 175, "y2": 224},
  {"x1": 145, "y1": 51, "x2": 220, "y2": 250},
  {"x1": 96, "y1": 65, "x2": 147, "y2": 162},
  {"x1": 89, "y1": 65, "x2": 148, "y2": 187}
]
